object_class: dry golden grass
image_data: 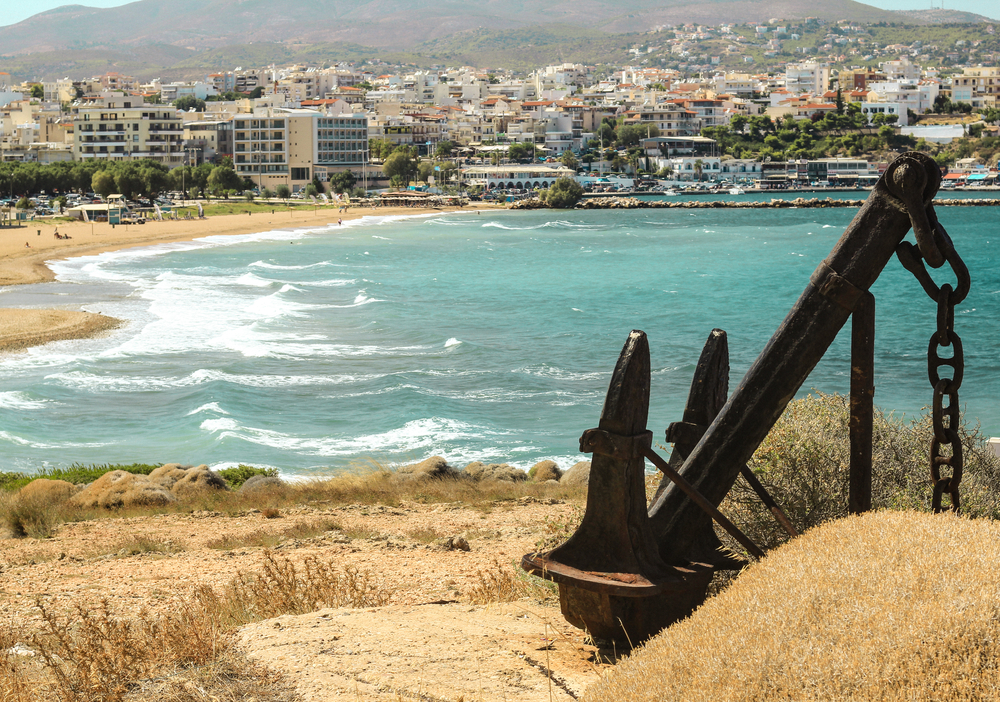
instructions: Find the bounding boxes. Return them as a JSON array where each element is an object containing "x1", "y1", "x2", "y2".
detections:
[
  {"x1": 585, "y1": 510, "x2": 1000, "y2": 701},
  {"x1": 1, "y1": 468, "x2": 586, "y2": 540},
  {"x1": 205, "y1": 517, "x2": 342, "y2": 550},
  {"x1": 193, "y1": 551, "x2": 391, "y2": 628},
  {"x1": 465, "y1": 558, "x2": 557, "y2": 605},
  {"x1": 0, "y1": 551, "x2": 384, "y2": 701}
]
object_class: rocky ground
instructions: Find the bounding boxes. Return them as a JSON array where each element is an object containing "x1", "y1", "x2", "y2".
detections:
[{"x1": 1, "y1": 495, "x2": 607, "y2": 700}]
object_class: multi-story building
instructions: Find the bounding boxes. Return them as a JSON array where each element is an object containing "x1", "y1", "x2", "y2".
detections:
[
  {"x1": 233, "y1": 108, "x2": 290, "y2": 190},
  {"x1": 625, "y1": 103, "x2": 699, "y2": 137},
  {"x1": 234, "y1": 106, "x2": 368, "y2": 192},
  {"x1": 73, "y1": 96, "x2": 184, "y2": 164},
  {"x1": 951, "y1": 66, "x2": 1000, "y2": 108},
  {"x1": 785, "y1": 61, "x2": 831, "y2": 95}
]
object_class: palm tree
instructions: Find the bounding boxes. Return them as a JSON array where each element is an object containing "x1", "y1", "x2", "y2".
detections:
[{"x1": 694, "y1": 159, "x2": 704, "y2": 181}]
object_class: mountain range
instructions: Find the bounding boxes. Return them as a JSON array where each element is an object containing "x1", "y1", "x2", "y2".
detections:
[{"x1": 0, "y1": 0, "x2": 993, "y2": 81}]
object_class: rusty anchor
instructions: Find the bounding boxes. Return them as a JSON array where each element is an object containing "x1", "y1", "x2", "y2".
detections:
[{"x1": 522, "y1": 152, "x2": 971, "y2": 645}]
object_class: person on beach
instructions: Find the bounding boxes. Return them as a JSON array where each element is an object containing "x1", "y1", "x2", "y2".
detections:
[
  {"x1": 338, "y1": 218, "x2": 342, "y2": 226},
  {"x1": 25, "y1": 242, "x2": 30, "y2": 247}
]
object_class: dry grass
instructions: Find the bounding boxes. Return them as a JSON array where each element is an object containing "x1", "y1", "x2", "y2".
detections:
[
  {"x1": 1, "y1": 467, "x2": 586, "y2": 539},
  {"x1": 0, "y1": 551, "x2": 384, "y2": 701},
  {"x1": 405, "y1": 526, "x2": 442, "y2": 543},
  {"x1": 205, "y1": 517, "x2": 342, "y2": 551},
  {"x1": 723, "y1": 392, "x2": 1000, "y2": 554},
  {"x1": 0, "y1": 492, "x2": 67, "y2": 539},
  {"x1": 465, "y1": 558, "x2": 557, "y2": 605},
  {"x1": 194, "y1": 551, "x2": 391, "y2": 628},
  {"x1": 584, "y1": 510, "x2": 1000, "y2": 701}
]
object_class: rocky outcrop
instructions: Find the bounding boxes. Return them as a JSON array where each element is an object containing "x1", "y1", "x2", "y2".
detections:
[
  {"x1": 396, "y1": 456, "x2": 459, "y2": 480},
  {"x1": 528, "y1": 460, "x2": 562, "y2": 483},
  {"x1": 69, "y1": 471, "x2": 175, "y2": 509},
  {"x1": 560, "y1": 461, "x2": 591, "y2": 487},
  {"x1": 462, "y1": 462, "x2": 528, "y2": 482},
  {"x1": 149, "y1": 463, "x2": 229, "y2": 496},
  {"x1": 238, "y1": 475, "x2": 288, "y2": 495},
  {"x1": 513, "y1": 195, "x2": 1000, "y2": 211},
  {"x1": 17, "y1": 479, "x2": 81, "y2": 505}
]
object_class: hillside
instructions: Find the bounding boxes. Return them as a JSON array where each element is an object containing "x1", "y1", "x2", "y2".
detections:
[{"x1": 0, "y1": 0, "x2": 906, "y2": 57}]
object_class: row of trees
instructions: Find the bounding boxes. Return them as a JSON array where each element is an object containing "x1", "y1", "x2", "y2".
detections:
[{"x1": 0, "y1": 156, "x2": 373, "y2": 205}]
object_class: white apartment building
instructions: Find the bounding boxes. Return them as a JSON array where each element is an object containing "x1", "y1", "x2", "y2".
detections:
[
  {"x1": 73, "y1": 95, "x2": 184, "y2": 164},
  {"x1": 879, "y1": 57, "x2": 921, "y2": 82},
  {"x1": 785, "y1": 61, "x2": 831, "y2": 95}
]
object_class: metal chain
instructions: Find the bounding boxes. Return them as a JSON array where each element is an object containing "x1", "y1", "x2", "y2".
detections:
[{"x1": 896, "y1": 220, "x2": 970, "y2": 513}]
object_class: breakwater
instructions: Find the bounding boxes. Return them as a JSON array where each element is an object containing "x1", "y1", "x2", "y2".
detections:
[{"x1": 510, "y1": 196, "x2": 999, "y2": 210}]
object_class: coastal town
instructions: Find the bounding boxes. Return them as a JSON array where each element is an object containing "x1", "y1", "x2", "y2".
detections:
[
  {"x1": 4, "y1": 6, "x2": 1000, "y2": 702},
  {"x1": 1, "y1": 18, "x2": 999, "y2": 208}
]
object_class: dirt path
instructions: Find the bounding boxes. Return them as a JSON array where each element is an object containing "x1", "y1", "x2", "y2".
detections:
[{"x1": 1, "y1": 498, "x2": 606, "y2": 699}]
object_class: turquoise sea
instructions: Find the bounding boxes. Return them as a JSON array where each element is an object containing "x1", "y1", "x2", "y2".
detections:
[{"x1": 1, "y1": 195, "x2": 998, "y2": 478}]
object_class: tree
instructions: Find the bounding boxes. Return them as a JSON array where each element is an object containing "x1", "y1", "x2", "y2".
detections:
[
  {"x1": 30, "y1": 84, "x2": 44, "y2": 99},
  {"x1": 249, "y1": 87, "x2": 264, "y2": 99},
  {"x1": 559, "y1": 150, "x2": 579, "y2": 171},
  {"x1": 207, "y1": 165, "x2": 243, "y2": 196},
  {"x1": 615, "y1": 124, "x2": 659, "y2": 147},
  {"x1": 543, "y1": 177, "x2": 584, "y2": 208},
  {"x1": 304, "y1": 183, "x2": 319, "y2": 197},
  {"x1": 730, "y1": 115, "x2": 748, "y2": 135},
  {"x1": 329, "y1": 170, "x2": 357, "y2": 194},
  {"x1": 382, "y1": 149, "x2": 419, "y2": 186},
  {"x1": 275, "y1": 184, "x2": 291, "y2": 200},
  {"x1": 91, "y1": 170, "x2": 116, "y2": 199},
  {"x1": 369, "y1": 139, "x2": 395, "y2": 161},
  {"x1": 174, "y1": 96, "x2": 206, "y2": 112},
  {"x1": 434, "y1": 140, "x2": 455, "y2": 158},
  {"x1": 310, "y1": 175, "x2": 326, "y2": 194},
  {"x1": 595, "y1": 122, "x2": 616, "y2": 148}
]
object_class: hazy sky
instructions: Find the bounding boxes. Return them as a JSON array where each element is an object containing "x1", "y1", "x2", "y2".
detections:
[
  {"x1": 0, "y1": 0, "x2": 997, "y2": 28},
  {"x1": 863, "y1": 0, "x2": 1000, "y2": 20},
  {"x1": 0, "y1": 1, "x2": 131, "y2": 28}
]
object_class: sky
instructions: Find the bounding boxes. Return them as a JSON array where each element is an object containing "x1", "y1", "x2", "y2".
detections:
[
  {"x1": 0, "y1": 1, "x2": 130, "y2": 28},
  {"x1": 863, "y1": 0, "x2": 1000, "y2": 20},
  {"x1": 0, "y1": 0, "x2": 998, "y2": 28}
]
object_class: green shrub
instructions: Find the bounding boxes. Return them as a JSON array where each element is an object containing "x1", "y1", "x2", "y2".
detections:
[
  {"x1": 725, "y1": 392, "x2": 1000, "y2": 552},
  {"x1": 217, "y1": 464, "x2": 279, "y2": 488},
  {"x1": 544, "y1": 177, "x2": 584, "y2": 208},
  {"x1": 0, "y1": 463, "x2": 160, "y2": 492}
]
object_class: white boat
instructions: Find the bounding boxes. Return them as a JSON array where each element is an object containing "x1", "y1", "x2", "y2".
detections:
[
  {"x1": 728, "y1": 187, "x2": 746, "y2": 195},
  {"x1": 662, "y1": 188, "x2": 679, "y2": 196}
]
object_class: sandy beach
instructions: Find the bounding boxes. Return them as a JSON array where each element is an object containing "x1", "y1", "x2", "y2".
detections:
[{"x1": 0, "y1": 203, "x2": 497, "y2": 352}]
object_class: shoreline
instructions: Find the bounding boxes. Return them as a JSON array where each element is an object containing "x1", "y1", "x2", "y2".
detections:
[{"x1": 0, "y1": 202, "x2": 502, "y2": 351}]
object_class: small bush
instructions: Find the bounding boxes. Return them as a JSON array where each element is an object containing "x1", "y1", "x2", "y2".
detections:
[
  {"x1": 725, "y1": 393, "x2": 1000, "y2": 552},
  {"x1": 217, "y1": 464, "x2": 279, "y2": 489},
  {"x1": 544, "y1": 177, "x2": 584, "y2": 208},
  {"x1": 465, "y1": 558, "x2": 556, "y2": 604},
  {"x1": 195, "y1": 551, "x2": 390, "y2": 628},
  {"x1": 0, "y1": 492, "x2": 63, "y2": 539},
  {"x1": 108, "y1": 535, "x2": 185, "y2": 557}
]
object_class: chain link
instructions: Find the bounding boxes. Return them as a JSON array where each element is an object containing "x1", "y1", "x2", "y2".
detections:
[{"x1": 896, "y1": 218, "x2": 970, "y2": 513}]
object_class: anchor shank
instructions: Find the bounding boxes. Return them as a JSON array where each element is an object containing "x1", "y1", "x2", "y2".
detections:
[{"x1": 649, "y1": 153, "x2": 941, "y2": 564}]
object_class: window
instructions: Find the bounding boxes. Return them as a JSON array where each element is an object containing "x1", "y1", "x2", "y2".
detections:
[{"x1": 291, "y1": 167, "x2": 310, "y2": 180}]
